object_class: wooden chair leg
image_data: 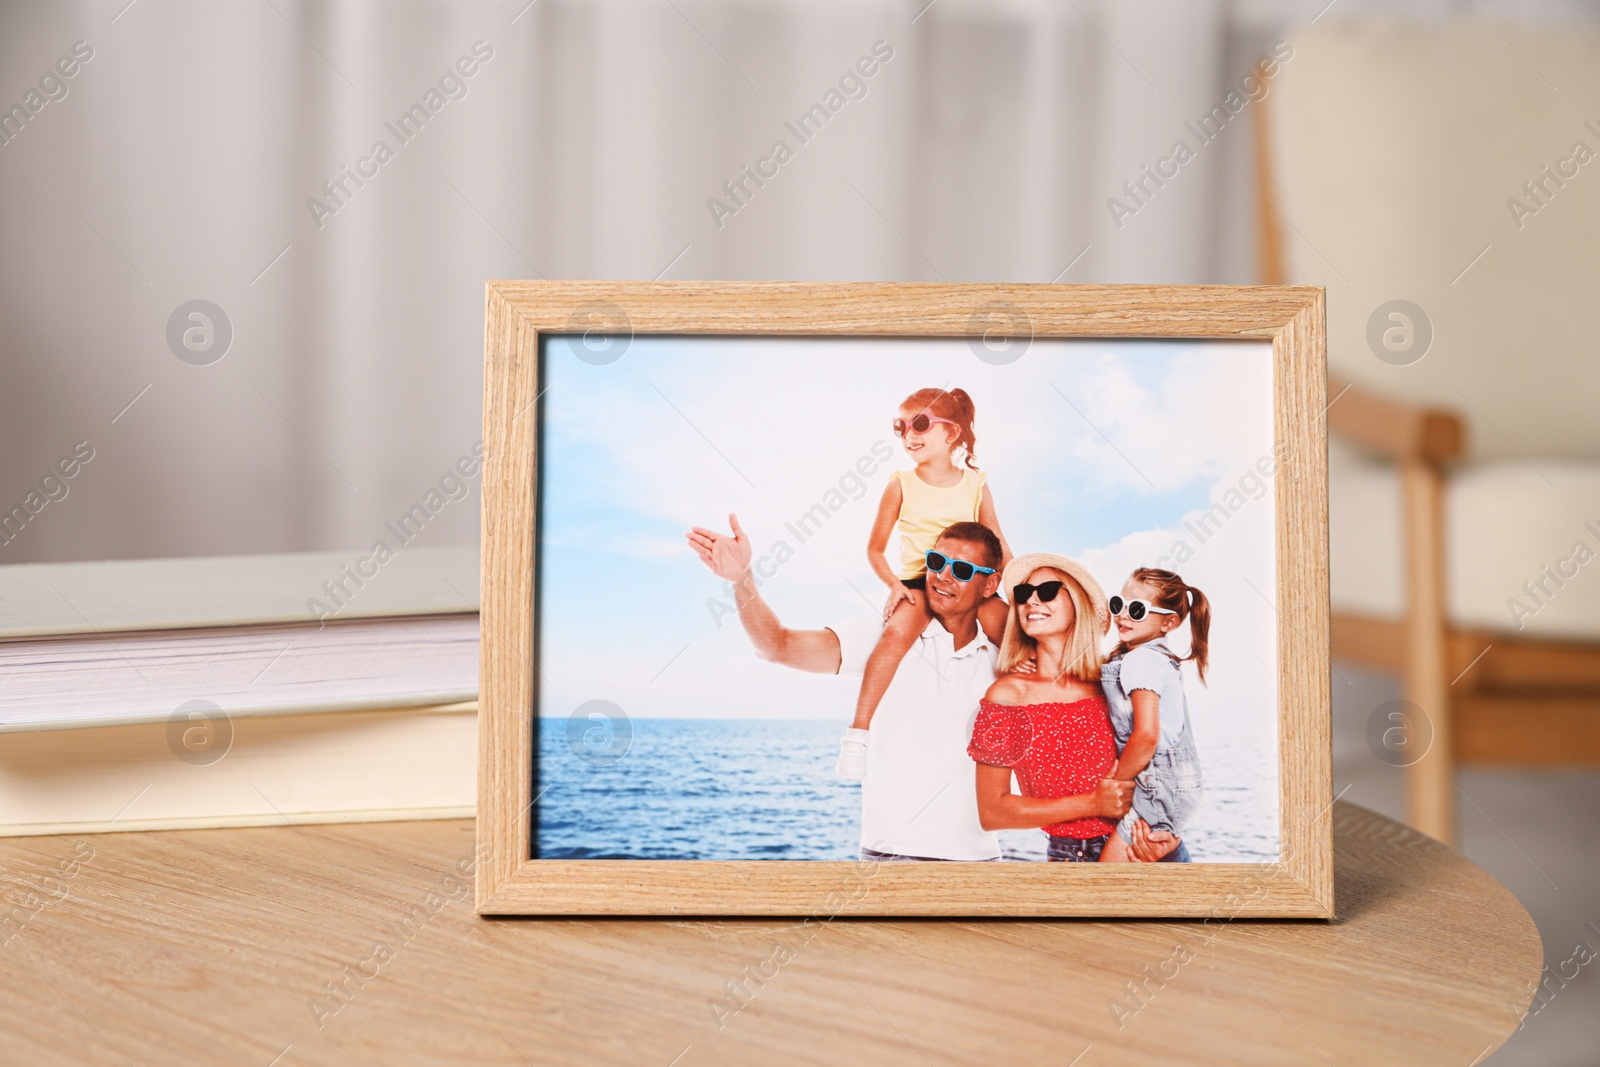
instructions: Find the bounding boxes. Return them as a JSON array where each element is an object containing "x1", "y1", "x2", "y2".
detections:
[{"x1": 1401, "y1": 458, "x2": 1455, "y2": 843}]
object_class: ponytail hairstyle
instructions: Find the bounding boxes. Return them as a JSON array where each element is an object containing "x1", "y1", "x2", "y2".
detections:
[
  {"x1": 900, "y1": 387, "x2": 979, "y2": 470},
  {"x1": 1114, "y1": 567, "x2": 1212, "y2": 684}
]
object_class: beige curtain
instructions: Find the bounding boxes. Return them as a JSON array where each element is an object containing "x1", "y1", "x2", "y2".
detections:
[{"x1": 0, "y1": 0, "x2": 1285, "y2": 562}]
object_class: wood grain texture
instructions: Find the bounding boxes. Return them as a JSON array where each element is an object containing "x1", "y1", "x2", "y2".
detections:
[
  {"x1": 0, "y1": 806, "x2": 1538, "y2": 1066},
  {"x1": 479, "y1": 281, "x2": 1331, "y2": 916},
  {"x1": 485, "y1": 279, "x2": 1321, "y2": 336},
  {"x1": 479, "y1": 283, "x2": 540, "y2": 913},
  {"x1": 1273, "y1": 293, "x2": 1333, "y2": 916}
]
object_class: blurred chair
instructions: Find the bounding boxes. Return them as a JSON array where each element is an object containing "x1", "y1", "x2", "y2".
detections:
[{"x1": 1259, "y1": 22, "x2": 1600, "y2": 843}]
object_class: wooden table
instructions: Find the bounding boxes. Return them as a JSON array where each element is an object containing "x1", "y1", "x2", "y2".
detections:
[{"x1": 0, "y1": 802, "x2": 1539, "y2": 1066}]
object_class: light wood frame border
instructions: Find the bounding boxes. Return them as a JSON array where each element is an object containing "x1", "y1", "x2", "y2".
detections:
[{"x1": 478, "y1": 281, "x2": 1331, "y2": 917}]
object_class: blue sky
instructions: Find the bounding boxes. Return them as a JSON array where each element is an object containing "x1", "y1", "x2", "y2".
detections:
[{"x1": 537, "y1": 335, "x2": 1277, "y2": 754}]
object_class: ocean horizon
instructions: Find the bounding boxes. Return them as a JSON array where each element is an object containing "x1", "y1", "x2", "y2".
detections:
[{"x1": 535, "y1": 717, "x2": 1280, "y2": 863}]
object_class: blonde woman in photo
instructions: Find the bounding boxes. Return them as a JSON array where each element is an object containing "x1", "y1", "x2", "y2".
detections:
[{"x1": 968, "y1": 553, "x2": 1185, "y2": 862}]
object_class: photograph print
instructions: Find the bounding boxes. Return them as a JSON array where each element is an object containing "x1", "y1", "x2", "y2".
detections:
[{"x1": 534, "y1": 332, "x2": 1282, "y2": 866}]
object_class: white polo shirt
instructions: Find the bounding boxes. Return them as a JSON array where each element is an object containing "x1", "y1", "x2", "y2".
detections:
[{"x1": 830, "y1": 615, "x2": 1001, "y2": 861}]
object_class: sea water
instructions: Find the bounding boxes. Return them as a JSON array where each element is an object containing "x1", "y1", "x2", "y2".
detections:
[{"x1": 535, "y1": 718, "x2": 1279, "y2": 862}]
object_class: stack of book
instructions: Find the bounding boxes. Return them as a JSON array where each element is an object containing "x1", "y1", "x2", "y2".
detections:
[{"x1": 0, "y1": 547, "x2": 479, "y2": 835}]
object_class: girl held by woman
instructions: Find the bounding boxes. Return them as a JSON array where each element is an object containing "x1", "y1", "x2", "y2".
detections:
[{"x1": 1096, "y1": 568, "x2": 1209, "y2": 863}]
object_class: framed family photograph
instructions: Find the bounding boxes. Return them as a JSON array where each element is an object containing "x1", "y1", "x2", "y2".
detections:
[{"x1": 477, "y1": 281, "x2": 1332, "y2": 917}]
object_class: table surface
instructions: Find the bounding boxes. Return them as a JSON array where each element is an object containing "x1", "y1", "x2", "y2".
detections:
[{"x1": 0, "y1": 801, "x2": 1539, "y2": 1066}]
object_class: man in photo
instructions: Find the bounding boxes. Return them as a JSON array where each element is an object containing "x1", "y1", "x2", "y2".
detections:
[{"x1": 687, "y1": 515, "x2": 1134, "y2": 861}]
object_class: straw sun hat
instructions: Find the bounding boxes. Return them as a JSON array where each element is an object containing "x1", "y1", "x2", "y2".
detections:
[{"x1": 1000, "y1": 552, "x2": 1111, "y2": 636}]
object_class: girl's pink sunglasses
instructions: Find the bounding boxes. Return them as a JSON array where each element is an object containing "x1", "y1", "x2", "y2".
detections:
[{"x1": 893, "y1": 412, "x2": 958, "y2": 437}]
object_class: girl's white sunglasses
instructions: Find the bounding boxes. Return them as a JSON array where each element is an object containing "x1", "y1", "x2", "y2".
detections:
[{"x1": 1108, "y1": 595, "x2": 1176, "y2": 622}]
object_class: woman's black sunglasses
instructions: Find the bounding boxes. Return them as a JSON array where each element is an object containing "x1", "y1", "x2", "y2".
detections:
[{"x1": 1012, "y1": 580, "x2": 1065, "y2": 604}]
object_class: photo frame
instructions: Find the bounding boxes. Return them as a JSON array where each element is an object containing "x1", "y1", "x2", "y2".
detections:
[{"x1": 477, "y1": 281, "x2": 1331, "y2": 917}]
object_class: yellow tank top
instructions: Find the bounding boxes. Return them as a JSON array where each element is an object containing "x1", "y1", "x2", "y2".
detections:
[{"x1": 894, "y1": 467, "x2": 986, "y2": 579}]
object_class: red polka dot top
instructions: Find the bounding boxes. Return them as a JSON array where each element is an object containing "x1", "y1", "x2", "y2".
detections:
[{"x1": 967, "y1": 697, "x2": 1119, "y2": 839}]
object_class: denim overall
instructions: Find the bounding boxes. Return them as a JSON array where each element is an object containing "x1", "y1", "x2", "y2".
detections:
[{"x1": 1101, "y1": 645, "x2": 1204, "y2": 843}]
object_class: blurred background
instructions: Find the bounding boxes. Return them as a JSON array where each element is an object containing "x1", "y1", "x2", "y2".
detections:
[{"x1": 2, "y1": 0, "x2": 1597, "y2": 1060}]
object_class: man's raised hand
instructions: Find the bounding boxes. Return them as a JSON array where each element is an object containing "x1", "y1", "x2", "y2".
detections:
[{"x1": 686, "y1": 513, "x2": 754, "y2": 583}]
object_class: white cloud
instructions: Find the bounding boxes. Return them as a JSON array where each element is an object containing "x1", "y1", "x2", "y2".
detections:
[
  {"x1": 545, "y1": 336, "x2": 1275, "y2": 552},
  {"x1": 1057, "y1": 348, "x2": 1277, "y2": 492}
]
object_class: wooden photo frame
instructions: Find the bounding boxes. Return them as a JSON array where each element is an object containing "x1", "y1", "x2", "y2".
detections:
[{"x1": 477, "y1": 281, "x2": 1330, "y2": 917}]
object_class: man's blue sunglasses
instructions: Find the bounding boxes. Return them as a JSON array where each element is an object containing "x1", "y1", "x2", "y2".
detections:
[{"x1": 925, "y1": 550, "x2": 995, "y2": 582}]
